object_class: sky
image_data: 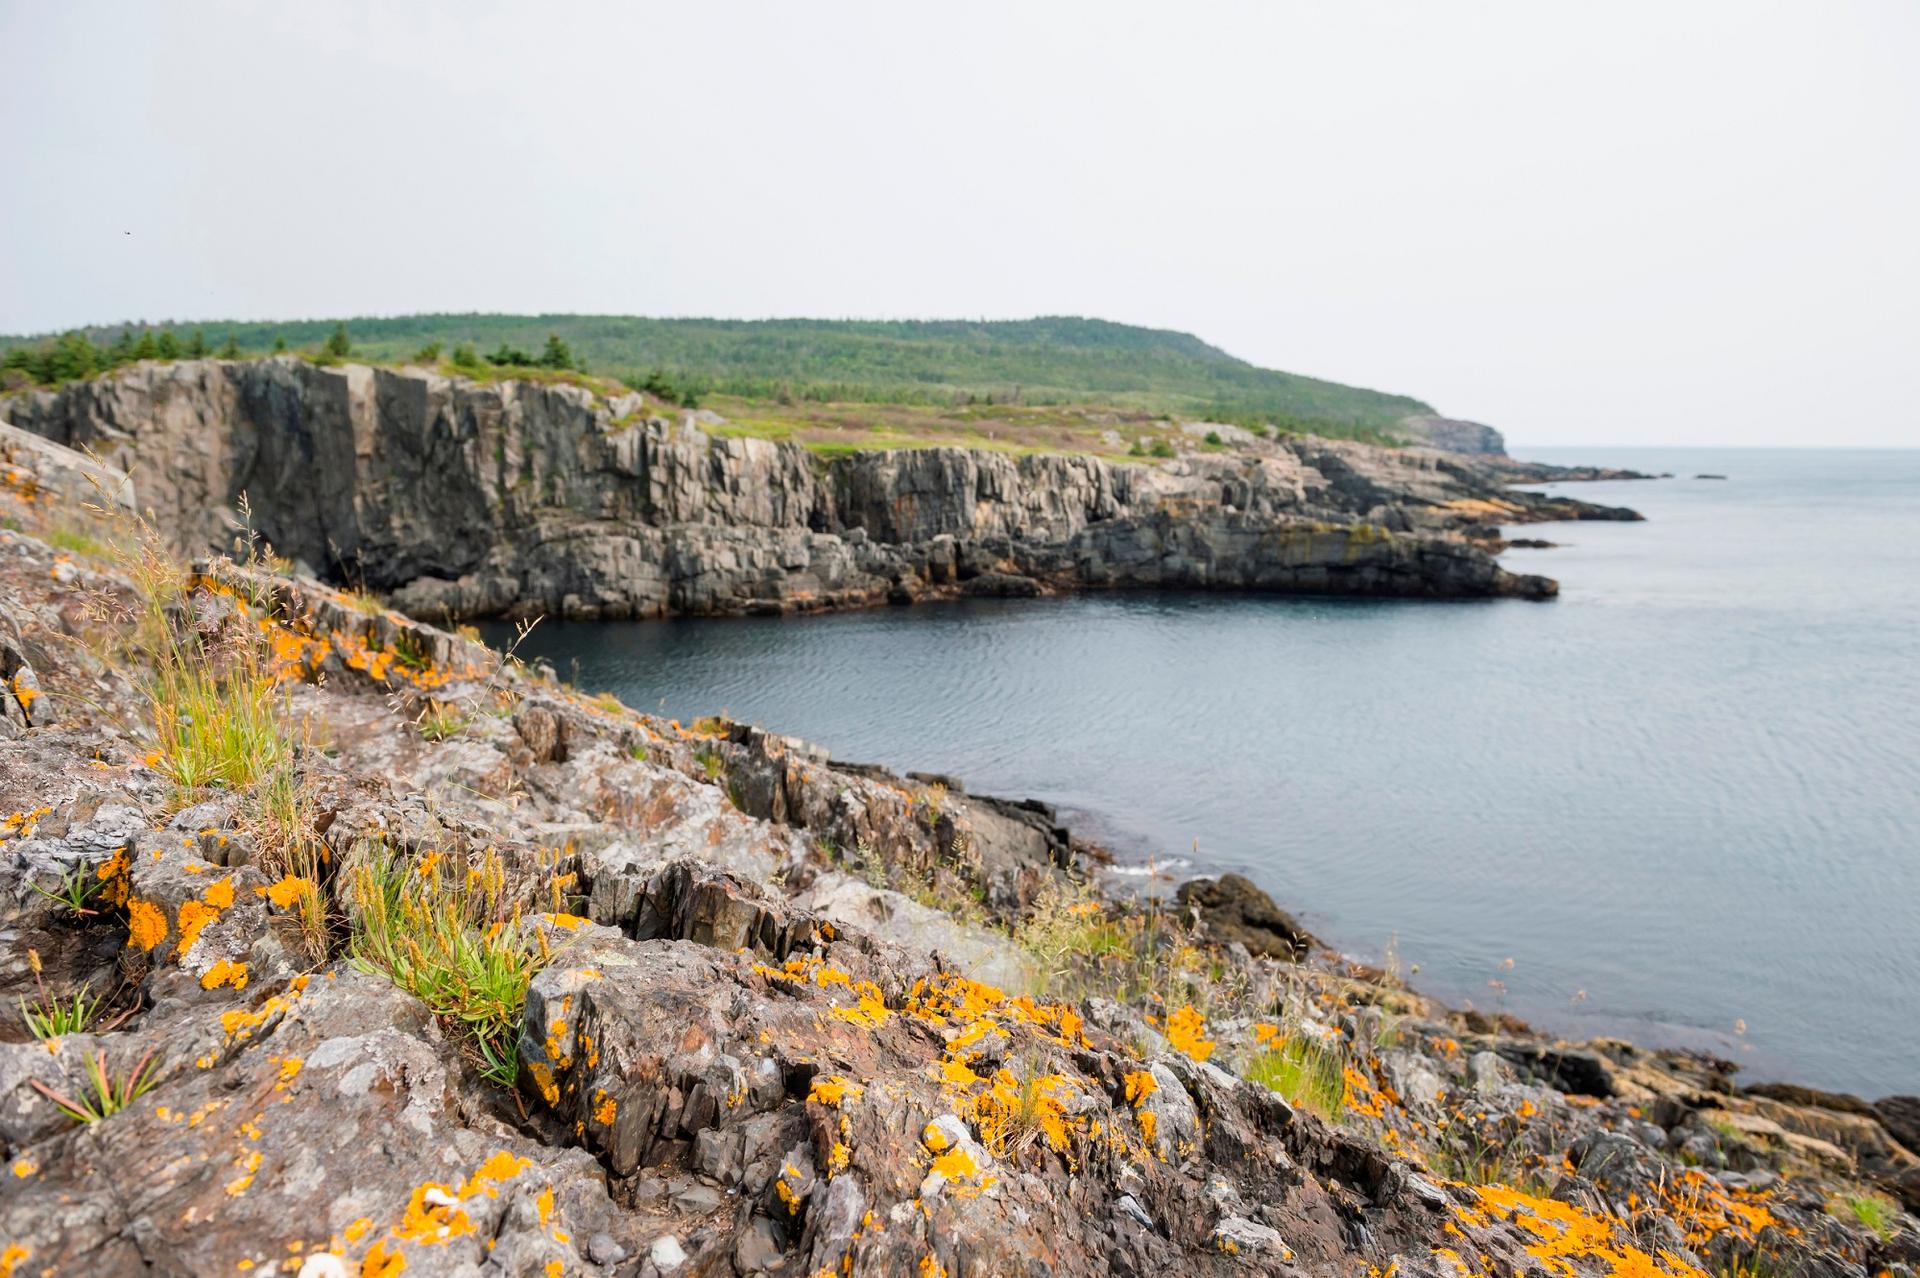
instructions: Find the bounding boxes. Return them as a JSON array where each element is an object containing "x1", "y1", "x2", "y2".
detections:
[{"x1": 2, "y1": 1, "x2": 1915, "y2": 448}]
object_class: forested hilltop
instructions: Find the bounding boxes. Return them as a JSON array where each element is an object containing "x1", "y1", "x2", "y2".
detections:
[{"x1": 0, "y1": 314, "x2": 1431, "y2": 439}]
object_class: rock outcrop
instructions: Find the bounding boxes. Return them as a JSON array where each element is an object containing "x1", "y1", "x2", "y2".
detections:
[
  {"x1": 1395, "y1": 414, "x2": 1507, "y2": 457},
  {"x1": 0, "y1": 456, "x2": 1914, "y2": 1277},
  {"x1": 1, "y1": 359, "x2": 1657, "y2": 619}
]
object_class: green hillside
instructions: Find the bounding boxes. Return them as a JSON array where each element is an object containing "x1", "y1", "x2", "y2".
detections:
[{"x1": 1, "y1": 314, "x2": 1431, "y2": 436}]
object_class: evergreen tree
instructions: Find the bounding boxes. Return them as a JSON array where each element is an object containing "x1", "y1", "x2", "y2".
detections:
[
  {"x1": 539, "y1": 334, "x2": 575, "y2": 370},
  {"x1": 272, "y1": 337, "x2": 287, "y2": 353},
  {"x1": 108, "y1": 329, "x2": 136, "y2": 365},
  {"x1": 133, "y1": 330, "x2": 159, "y2": 360},
  {"x1": 156, "y1": 329, "x2": 181, "y2": 360},
  {"x1": 218, "y1": 333, "x2": 241, "y2": 359},
  {"x1": 413, "y1": 341, "x2": 443, "y2": 363},
  {"x1": 186, "y1": 327, "x2": 209, "y2": 358},
  {"x1": 450, "y1": 342, "x2": 480, "y2": 369},
  {"x1": 325, "y1": 322, "x2": 352, "y2": 358}
]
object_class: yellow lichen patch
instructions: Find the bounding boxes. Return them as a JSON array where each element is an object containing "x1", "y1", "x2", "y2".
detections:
[
  {"x1": 1647, "y1": 1169, "x2": 1782, "y2": 1250},
  {"x1": 828, "y1": 1142, "x2": 851, "y2": 1176},
  {"x1": 359, "y1": 1240, "x2": 406, "y2": 1277},
  {"x1": 1123, "y1": 1070, "x2": 1158, "y2": 1104},
  {"x1": 262, "y1": 875, "x2": 314, "y2": 909},
  {"x1": 1452, "y1": 1183, "x2": 1705, "y2": 1278},
  {"x1": 543, "y1": 913, "x2": 589, "y2": 930},
  {"x1": 1164, "y1": 1006, "x2": 1215, "y2": 1062},
  {"x1": 754, "y1": 956, "x2": 893, "y2": 1030},
  {"x1": 591, "y1": 1091, "x2": 617, "y2": 1125},
  {"x1": 809, "y1": 1075, "x2": 863, "y2": 1107},
  {"x1": 0, "y1": 1242, "x2": 28, "y2": 1278},
  {"x1": 96, "y1": 846, "x2": 131, "y2": 908},
  {"x1": 224, "y1": 1149, "x2": 264, "y2": 1197},
  {"x1": 127, "y1": 898, "x2": 168, "y2": 951},
  {"x1": 775, "y1": 1163, "x2": 804, "y2": 1215},
  {"x1": 926, "y1": 1145, "x2": 994, "y2": 1197},
  {"x1": 1343, "y1": 1065, "x2": 1387, "y2": 1120},
  {"x1": 201, "y1": 960, "x2": 250, "y2": 991},
  {"x1": 175, "y1": 876, "x2": 237, "y2": 958},
  {"x1": 9, "y1": 1158, "x2": 34, "y2": 1179},
  {"x1": 922, "y1": 1122, "x2": 953, "y2": 1153},
  {"x1": 275, "y1": 1056, "x2": 304, "y2": 1089}
]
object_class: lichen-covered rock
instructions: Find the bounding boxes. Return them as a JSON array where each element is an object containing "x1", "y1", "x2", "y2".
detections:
[{"x1": 0, "y1": 479, "x2": 1911, "y2": 1278}]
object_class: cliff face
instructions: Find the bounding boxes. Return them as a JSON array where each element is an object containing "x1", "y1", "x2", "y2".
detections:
[
  {"x1": 1396, "y1": 414, "x2": 1508, "y2": 457},
  {"x1": 6, "y1": 359, "x2": 1598, "y2": 618}
]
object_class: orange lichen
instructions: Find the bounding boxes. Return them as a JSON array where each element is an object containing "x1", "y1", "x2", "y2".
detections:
[
  {"x1": 592, "y1": 1092, "x2": 617, "y2": 1125},
  {"x1": 776, "y1": 1164, "x2": 804, "y2": 1215},
  {"x1": 359, "y1": 1240, "x2": 406, "y2": 1277},
  {"x1": 1451, "y1": 1183, "x2": 1706, "y2": 1278},
  {"x1": 1123, "y1": 1070, "x2": 1158, "y2": 1104},
  {"x1": 175, "y1": 876, "x2": 236, "y2": 958},
  {"x1": 127, "y1": 898, "x2": 168, "y2": 951},
  {"x1": 0, "y1": 1243, "x2": 28, "y2": 1278},
  {"x1": 809, "y1": 1075, "x2": 863, "y2": 1107},
  {"x1": 201, "y1": 959, "x2": 250, "y2": 990},
  {"x1": 263, "y1": 876, "x2": 314, "y2": 909},
  {"x1": 1164, "y1": 1006, "x2": 1215, "y2": 1062}
]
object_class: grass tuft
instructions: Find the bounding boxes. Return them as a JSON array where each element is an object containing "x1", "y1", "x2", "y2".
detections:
[
  {"x1": 345, "y1": 845, "x2": 552, "y2": 1088},
  {"x1": 29, "y1": 1048, "x2": 161, "y2": 1123},
  {"x1": 1244, "y1": 1035, "x2": 1346, "y2": 1119}
]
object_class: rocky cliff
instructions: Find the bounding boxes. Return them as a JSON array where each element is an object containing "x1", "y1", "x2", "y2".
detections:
[
  {"x1": 1396, "y1": 414, "x2": 1508, "y2": 457},
  {"x1": 4, "y1": 360, "x2": 1645, "y2": 619}
]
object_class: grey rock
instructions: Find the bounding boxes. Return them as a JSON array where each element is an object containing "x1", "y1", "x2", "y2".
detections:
[{"x1": 2, "y1": 359, "x2": 1600, "y2": 622}]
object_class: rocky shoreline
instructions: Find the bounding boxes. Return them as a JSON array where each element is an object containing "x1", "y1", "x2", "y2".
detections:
[
  {"x1": 4, "y1": 388, "x2": 1916, "y2": 1277},
  {"x1": 2, "y1": 358, "x2": 1653, "y2": 622}
]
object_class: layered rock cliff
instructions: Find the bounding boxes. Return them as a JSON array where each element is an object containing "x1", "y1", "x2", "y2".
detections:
[{"x1": 4, "y1": 359, "x2": 1645, "y2": 620}]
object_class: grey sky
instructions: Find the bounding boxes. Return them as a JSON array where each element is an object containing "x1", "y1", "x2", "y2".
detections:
[{"x1": 2, "y1": 1, "x2": 1915, "y2": 447}]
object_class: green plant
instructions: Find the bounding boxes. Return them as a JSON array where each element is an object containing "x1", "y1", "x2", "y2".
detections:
[
  {"x1": 346, "y1": 846, "x2": 552, "y2": 1088},
  {"x1": 413, "y1": 341, "x2": 443, "y2": 363},
  {"x1": 349, "y1": 589, "x2": 385, "y2": 615},
  {"x1": 694, "y1": 748, "x2": 725, "y2": 781},
  {"x1": 1149, "y1": 438, "x2": 1176, "y2": 458},
  {"x1": 324, "y1": 322, "x2": 352, "y2": 358},
  {"x1": 20, "y1": 982, "x2": 104, "y2": 1039},
  {"x1": 1244, "y1": 1035, "x2": 1346, "y2": 1119},
  {"x1": 29, "y1": 1048, "x2": 161, "y2": 1123},
  {"x1": 1835, "y1": 1191, "x2": 1898, "y2": 1239},
  {"x1": 247, "y1": 755, "x2": 332, "y2": 963},
  {"x1": 390, "y1": 631, "x2": 430, "y2": 672},
  {"x1": 32, "y1": 863, "x2": 106, "y2": 916},
  {"x1": 1203, "y1": 430, "x2": 1224, "y2": 446},
  {"x1": 416, "y1": 699, "x2": 468, "y2": 742},
  {"x1": 45, "y1": 525, "x2": 109, "y2": 558}
]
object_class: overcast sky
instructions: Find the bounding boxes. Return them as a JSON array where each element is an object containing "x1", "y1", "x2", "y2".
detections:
[{"x1": 2, "y1": 2, "x2": 1915, "y2": 447}]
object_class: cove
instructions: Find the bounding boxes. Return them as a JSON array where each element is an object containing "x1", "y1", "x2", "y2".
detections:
[{"x1": 488, "y1": 447, "x2": 1920, "y2": 1096}]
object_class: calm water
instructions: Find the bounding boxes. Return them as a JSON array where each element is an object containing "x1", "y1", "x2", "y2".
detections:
[{"x1": 491, "y1": 449, "x2": 1920, "y2": 1096}]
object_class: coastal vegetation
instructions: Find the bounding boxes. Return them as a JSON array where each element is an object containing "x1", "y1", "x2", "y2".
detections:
[{"x1": 0, "y1": 313, "x2": 1428, "y2": 444}]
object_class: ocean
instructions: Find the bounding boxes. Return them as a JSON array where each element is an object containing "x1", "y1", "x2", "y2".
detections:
[{"x1": 491, "y1": 448, "x2": 1920, "y2": 1097}]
